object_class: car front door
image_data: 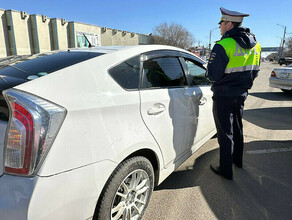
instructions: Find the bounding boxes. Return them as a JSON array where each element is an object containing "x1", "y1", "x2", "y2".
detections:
[
  {"x1": 139, "y1": 51, "x2": 201, "y2": 167},
  {"x1": 180, "y1": 55, "x2": 215, "y2": 149}
]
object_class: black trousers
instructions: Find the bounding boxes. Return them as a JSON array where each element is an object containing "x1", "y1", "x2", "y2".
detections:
[{"x1": 212, "y1": 95, "x2": 246, "y2": 177}]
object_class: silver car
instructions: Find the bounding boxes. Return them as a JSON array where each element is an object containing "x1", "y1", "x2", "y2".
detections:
[{"x1": 269, "y1": 64, "x2": 292, "y2": 93}]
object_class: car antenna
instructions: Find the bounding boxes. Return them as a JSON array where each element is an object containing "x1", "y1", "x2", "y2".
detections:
[{"x1": 83, "y1": 34, "x2": 93, "y2": 48}]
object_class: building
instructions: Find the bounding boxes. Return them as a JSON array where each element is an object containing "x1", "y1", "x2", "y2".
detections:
[{"x1": 0, "y1": 9, "x2": 153, "y2": 58}]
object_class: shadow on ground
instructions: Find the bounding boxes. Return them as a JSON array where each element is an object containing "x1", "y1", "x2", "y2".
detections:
[
  {"x1": 243, "y1": 107, "x2": 292, "y2": 130},
  {"x1": 154, "y1": 140, "x2": 292, "y2": 219},
  {"x1": 249, "y1": 92, "x2": 292, "y2": 101}
]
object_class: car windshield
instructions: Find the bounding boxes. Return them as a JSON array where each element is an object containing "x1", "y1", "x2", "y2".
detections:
[{"x1": 0, "y1": 51, "x2": 104, "y2": 78}]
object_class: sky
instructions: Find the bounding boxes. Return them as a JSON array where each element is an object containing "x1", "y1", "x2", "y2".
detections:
[{"x1": 1, "y1": 0, "x2": 292, "y2": 49}]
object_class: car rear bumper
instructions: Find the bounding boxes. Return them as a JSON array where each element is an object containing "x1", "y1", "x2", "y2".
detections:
[
  {"x1": 0, "y1": 174, "x2": 36, "y2": 220},
  {"x1": 269, "y1": 77, "x2": 292, "y2": 91},
  {"x1": 0, "y1": 160, "x2": 117, "y2": 220}
]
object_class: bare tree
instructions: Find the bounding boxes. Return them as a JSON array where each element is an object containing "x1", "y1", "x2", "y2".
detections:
[
  {"x1": 152, "y1": 22, "x2": 195, "y2": 49},
  {"x1": 266, "y1": 52, "x2": 278, "y2": 61},
  {"x1": 285, "y1": 37, "x2": 292, "y2": 57}
]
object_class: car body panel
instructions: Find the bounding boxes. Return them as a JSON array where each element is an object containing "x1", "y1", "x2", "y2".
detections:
[
  {"x1": 0, "y1": 159, "x2": 117, "y2": 220},
  {"x1": 139, "y1": 85, "x2": 215, "y2": 169},
  {"x1": 193, "y1": 86, "x2": 216, "y2": 143},
  {"x1": 28, "y1": 161, "x2": 117, "y2": 220},
  {"x1": 269, "y1": 77, "x2": 292, "y2": 90},
  {"x1": 157, "y1": 126, "x2": 216, "y2": 185},
  {"x1": 269, "y1": 65, "x2": 292, "y2": 91},
  {"x1": 0, "y1": 120, "x2": 7, "y2": 176},
  {"x1": 140, "y1": 87, "x2": 197, "y2": 167},
  {"x1": 0, "y1": 175, "x2": 36, "y2": 220}
]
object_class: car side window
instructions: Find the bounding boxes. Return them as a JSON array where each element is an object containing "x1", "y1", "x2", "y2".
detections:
[
  {"x1": 184, "y1": 59, "x2": 211, "y2": 85},
  {"x1": 142, "y1": 57, "x2": 187, "y2": 88},
  {"x1": 108, "y1": 56, "x2": 140, "y2": 90}
]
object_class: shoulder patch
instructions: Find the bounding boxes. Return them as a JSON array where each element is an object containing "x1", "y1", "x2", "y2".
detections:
[{"x1": 208, "y1": 52, "x2": 216, "y2": 63}]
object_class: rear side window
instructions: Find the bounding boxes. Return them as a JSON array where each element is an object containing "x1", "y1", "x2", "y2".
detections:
[
  {"x1": 142, "y1": 57, "x2": 187, "y2": 88},
  {"x1": 0, "y1": 51, "x2": 103, "y2": 78},
  {"x1": 108, "y1": 56, "x2": 140, "y2": 90}
]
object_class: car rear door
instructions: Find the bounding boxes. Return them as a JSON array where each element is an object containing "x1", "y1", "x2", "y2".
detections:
[{"x1": 139, "y1": 50, "x2": 201, "y2": 167}]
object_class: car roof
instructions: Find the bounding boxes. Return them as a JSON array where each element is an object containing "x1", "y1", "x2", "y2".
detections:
[
  {"x1": 67, "y1": 45, "x2": 206, "y2": 64},
  {"x1": 68, "y1": 45, "x2": 196, "y2": 57}
]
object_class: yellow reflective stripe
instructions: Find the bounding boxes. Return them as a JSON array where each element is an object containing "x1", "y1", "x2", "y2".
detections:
[{"x1": 225, "y1": 65, "x2": 260, "y2": 74}]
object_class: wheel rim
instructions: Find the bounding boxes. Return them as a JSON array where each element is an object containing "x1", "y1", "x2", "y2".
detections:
[{"x1": 111, "y1": 169, "x2": 151, "y2": 220}]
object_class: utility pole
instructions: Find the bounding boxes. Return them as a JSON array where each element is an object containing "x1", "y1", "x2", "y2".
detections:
[
  {"x1": 277, "y1": 24, "x2": 287, "y2": 58},
  {"x1": 282, "y1": 26, "x2": 286, "y2": 57},
  {"x1": 208, "y1": 28, "x2": 217, "y2": 56},
  {"x1": 278, "y1": 38, "x2": 282, "y2": 59}
]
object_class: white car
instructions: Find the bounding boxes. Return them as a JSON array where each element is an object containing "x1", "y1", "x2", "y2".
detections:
[
  {"x1": 0, "y1": 45, "x2": 216, "y2": 220},
  {"x1": 269, "y1": 64, "x2": 292, "y2": 93}
]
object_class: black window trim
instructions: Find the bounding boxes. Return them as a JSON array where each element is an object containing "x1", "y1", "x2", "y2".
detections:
[
  {"x1": 180, "y1": 52, "x2": 207, "y2": 66},
  {"x1": 178, "y1": 56, "x2": 192, "y2": 86},
  {"x1": 141, "y1": 50, "x2": 181, "y2": 62}
]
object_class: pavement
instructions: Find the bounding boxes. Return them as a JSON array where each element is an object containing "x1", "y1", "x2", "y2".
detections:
[{"x1": 143, "y1": 62, "x2": 292, "y2": 220}]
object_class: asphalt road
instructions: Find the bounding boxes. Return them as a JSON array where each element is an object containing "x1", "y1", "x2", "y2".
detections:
[{"x1": 144, "y1": 62, "x2": 292, "y2": 220}]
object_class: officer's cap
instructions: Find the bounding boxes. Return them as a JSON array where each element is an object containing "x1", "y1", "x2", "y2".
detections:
[{"x1": 219, "y1": 7, "x2": 249, "y2": 24}]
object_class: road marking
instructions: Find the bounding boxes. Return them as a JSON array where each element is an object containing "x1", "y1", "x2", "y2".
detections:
[{"x1": 246, "y1": 147, "x2": 292, "y2": 155}]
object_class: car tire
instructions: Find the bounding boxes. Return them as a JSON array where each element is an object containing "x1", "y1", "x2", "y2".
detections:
[
  {"x1": 281, "y1": 89, "x2": 291, "y2": 94},
  {"x1": 94, "y1": 156, "x2": 154, "y2": 220}
]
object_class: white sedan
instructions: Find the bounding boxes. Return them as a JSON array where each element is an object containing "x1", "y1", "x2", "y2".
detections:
[
  {"x1": 0, "y1": 45, "x2": 216, "y2": 220},
  {"x1": 269, "y1": 64, "x2": 292, "y2": 93}
]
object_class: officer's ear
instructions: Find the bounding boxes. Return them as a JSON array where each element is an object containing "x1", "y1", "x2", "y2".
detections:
[{"x1": 227, "y1": 21, "x2": 234, "y2": 29}]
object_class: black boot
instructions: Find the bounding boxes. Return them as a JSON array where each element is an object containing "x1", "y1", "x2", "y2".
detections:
[
  {"x1": 210, "y1": 164, "x2": 233, "y2": 180},
  {"x1": 233, "y1": 162, "x2": 242, "y2": 168}
]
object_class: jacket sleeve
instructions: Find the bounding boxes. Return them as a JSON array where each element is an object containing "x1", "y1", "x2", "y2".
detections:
[{"x1": 206, "y1": 44, "x2": 229, "y2": 82}]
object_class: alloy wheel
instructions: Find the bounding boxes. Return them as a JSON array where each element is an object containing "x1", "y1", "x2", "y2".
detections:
[{"x1": 111, "y1": 169, "x2": 150, "y2": 220}]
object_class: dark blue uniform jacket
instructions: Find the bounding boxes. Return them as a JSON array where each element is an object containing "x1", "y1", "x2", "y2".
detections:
[{"x1": 207, "y1": 27, "x2": 260, "y2": 96}]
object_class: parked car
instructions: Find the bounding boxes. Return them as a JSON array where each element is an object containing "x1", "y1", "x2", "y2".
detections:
[
  {"x1": 0, "y1": 45, "x2": 216, "y2": 220},
  {"x1": 278, "y1": 57, "x2": 292, "y2": 66},
  {"x1": 269, "y1": 63, "x2": 292, "y2": 93}
]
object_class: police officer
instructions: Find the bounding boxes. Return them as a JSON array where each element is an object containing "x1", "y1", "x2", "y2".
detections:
[{"x1": 207, "y1": 7, "x2": 261, "y2": 180}]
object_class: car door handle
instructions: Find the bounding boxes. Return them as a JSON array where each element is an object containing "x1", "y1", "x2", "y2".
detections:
[
  {"x1": 199, "y1": 97, "x2": 207, "y2": 105},
  {"x1": 147, "y1": 103, "x2": 166, "y2": 115}
]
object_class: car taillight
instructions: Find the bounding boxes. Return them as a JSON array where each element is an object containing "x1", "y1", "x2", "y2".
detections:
[
  {"x1": 3, "y1": 89, "x2": 66, "y2": 176},
  {"x1": 271, "y1": 71, "x2": 276, "y2": 77}
]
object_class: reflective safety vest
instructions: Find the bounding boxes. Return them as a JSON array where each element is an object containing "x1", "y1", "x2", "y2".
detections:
[{"x1": 217, "y1": 38, "x2": 261, "y2": 74}]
